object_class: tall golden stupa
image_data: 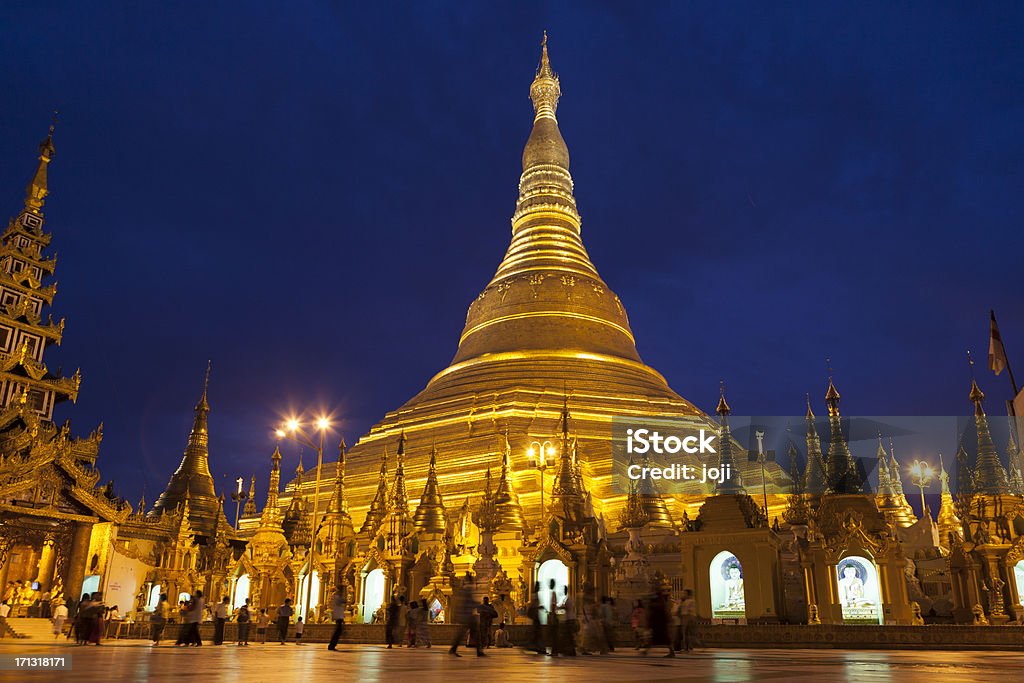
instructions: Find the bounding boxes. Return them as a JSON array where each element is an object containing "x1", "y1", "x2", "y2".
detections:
[{"x1": 289, "y1": 35, "x2": 719, "y2": 529}]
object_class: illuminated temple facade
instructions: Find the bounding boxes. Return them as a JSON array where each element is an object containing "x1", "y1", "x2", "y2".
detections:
[{"x1": 5, "y1": 40, "x2": 1024, "y2": 631}]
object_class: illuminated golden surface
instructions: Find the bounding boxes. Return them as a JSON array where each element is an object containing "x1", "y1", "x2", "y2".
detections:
[{"x1": 283, "y1": 37, "x2": 718, "y2": 531}]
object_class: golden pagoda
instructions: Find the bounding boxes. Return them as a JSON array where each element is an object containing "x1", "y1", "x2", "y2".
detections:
[{"x1": 287, "y1": 33, "x2": 719, "y2": 535}]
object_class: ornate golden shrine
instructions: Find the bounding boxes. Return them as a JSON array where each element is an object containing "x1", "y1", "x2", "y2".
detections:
[{"x1": 4, "y1": 38, "x2": 1024, "y2": 635}]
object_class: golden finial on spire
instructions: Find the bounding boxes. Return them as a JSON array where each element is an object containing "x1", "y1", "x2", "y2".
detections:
[
  {"x1": 968, "y1": 351, "x2": 986, "y2": 413},
  {"x1": 530, "y1": 30, "x2": 561, "y2": 121},
  {"x1": 23, "y1": 116, "x2": 57, "y2": 215},
  {"x1": 716, "y1": 380, "x2": 731, "y2": 416}
]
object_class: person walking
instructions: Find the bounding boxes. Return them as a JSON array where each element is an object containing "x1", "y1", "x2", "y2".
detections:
[
  {"x1": 546, "y1": 579, "x2": 559, "y2": 656},
  {"x1": 448, "y1": 574, "x2": 482, "y2": 657},
  {"x1": 478, "y1": 596, "x2": 498, "y2": 648},
  {"x1": 679, "y1": 590, "x2": 697, "y2": 653},
  {"x1": 406, "y1": 600, "x2": 422, "y2": 647},
  {"x1": 236, "y1": 599, "x2": 251, "y2": 646},
  {"x1": 645, "y1": 588, "x2": 674, "y2": 658},
  {"x1": 213, "y1": 596, "x2": 230, "y2": 645},
  {"x1": 599, "y1": 596, "x2": 616, "y2": 653},
  {"x1": 87, "y1": 592, "x2": 107, "y2": 645},
  {"x1": 397, "y1": 595, "x2": 410, "y2": 646},
  {"x1": 180, "y1": 591, "x2": 204, "y2": 647},
  {"x1": 327, "y1": 587, "x2": 346, "y2": 651},
  {"x1": 415, "y1": 600, "x2": 432, "y2": 648},
  {"x1": 256, "y1": 608, "x2": 270, "y2": 644},
  {"x1": 150, "y1": 593, "x2": 168, "y2": 645},
  {"x1": 526, "y1": 582, "x2": 542, "y2": 654},
  {"x1": 294, "y1": 616, "x2": 304, "y2": 644},
  {"x1": 385, "y1": 596, "x2": 399, "y2": 649},
  {"x1": 630, "y1": 600, "x2": 646, "y2": 650},
  {"x1": 560, "y1": 586, "x2": 577, "y2": 656},
  {"x1": 276, "y1": 598, "x2": 294, "y2": 644},
  {"x1": 74, "y1": 593, "x2": 92, "y2": 645},
  {"x1": 52, "y1": 600, "x2": 68, "y2": 639}
]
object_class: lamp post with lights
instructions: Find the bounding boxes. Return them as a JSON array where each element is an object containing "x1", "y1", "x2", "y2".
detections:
[
  {"x1": 909, "y1": 459, "x2": 934, "y2": 517},
  {"x1": 526, "y1": 440, "x2": 556, "y2": 522},
  {"x1": 276, "y1": 415, "x2": 331, "y2": 622}
]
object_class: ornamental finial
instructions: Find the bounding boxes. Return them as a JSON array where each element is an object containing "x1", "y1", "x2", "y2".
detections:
[
  {"x1": 196, "y1": 359, "x2": 211, "y2": 411},
  {"x1": 716, "y1": 380, "x2": 731, "y2": 416},
  {"x1": 23, "y1": 116, "x2": 57, "y2": 215},
  {"x1": 530, "y1": 31, "x2": 560, "y2": 121}
]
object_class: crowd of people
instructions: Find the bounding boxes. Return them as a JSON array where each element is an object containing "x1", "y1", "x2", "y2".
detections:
[
  {"x1": 519, "y1": 581, "x2": 700, "y2": 658},
  {"x1": 5, "y1": 576, "x2": 705, "y2": 655}
]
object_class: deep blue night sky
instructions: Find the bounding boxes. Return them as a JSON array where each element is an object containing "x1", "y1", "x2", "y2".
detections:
[{"x1": 2, "y1": 2, "x2": 1022, "y2": 505}]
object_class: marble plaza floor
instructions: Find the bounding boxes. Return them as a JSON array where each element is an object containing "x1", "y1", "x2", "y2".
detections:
[{"x1": 0, "y1": 640, "x2": 1023, "y2": 682}]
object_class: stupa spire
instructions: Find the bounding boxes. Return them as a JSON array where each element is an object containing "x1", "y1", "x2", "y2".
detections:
[
  {"x1": 968, "y1": 375, "x2": 1010, "y2": 494},
  {"x1": 876, "y1": 436, "x2": 894, "y2": 496},
  {"x1": 493, "y1": 431, "x2": 527, "y2": 532},
  {"x1": 803, "y1": 397, "x2": 827, "y2": 495},
  {"x1": 23, "y1": 115, "x2": 56, "y2": 216},
  {"x1": 260, "y1": 443, "x2": 283, "y2": 526},
  {"x1": 618, "y1": 455, "x2": 649, "y2": 530},
  {"x1": 714, "y1": 381, "x2": 744, "y2": 494},
  {"x1": 359, "y1": 447, "x2": 389, "y2": 534},
  {"x1": 150, "y1": 363, "x2": 220, "y2": 535},
  {"x1": 552, "y1": 392, "x2": 583, "y2": 500},
  {"x1": 331, "y1": 437, "x2": 349, "y2": 516},
  {"x1": 530, "y1": 31, "x2": 560, "y2": 122},
  {"x1": 823, "y1": 372, "x2": 862, "y2": 494},
  {"x1": 447, "y1": 33, "x2": 657, "y2": 372},
  {"x1": 242, "y1": 474, "x2": 257, "y2": 517},
  {"x1": 937, "y1": 452, "x2": 962, "y2": 545},
  {"x1": 391, "y1": 432, "x2": 410, "y2": 514},
  {"x1": 413, "y1": 443, "x2": 447, "y2": 534}
]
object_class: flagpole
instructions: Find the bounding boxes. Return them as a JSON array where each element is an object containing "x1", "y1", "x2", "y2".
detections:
[{"x1": 990, "y1": 310, "x2": 1019, "y2": 400}]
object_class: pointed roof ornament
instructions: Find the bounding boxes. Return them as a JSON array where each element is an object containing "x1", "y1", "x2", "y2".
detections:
[
  {"x1": 149, "y1": 364, "x2": 218, "y2": 534},
  {"x1": 242, "y1": 475, "x2": 257, "y2": 517},
  {"x1": 530, "y1": 30, "x2": 561, "y2": 122},
  {"x1": 197, "y1": 360, "x2": 211, "y2": 411},
  {"x1": 803, "y1": 394, "x2": 827, "y2": 495},
  {"x1": 295, "y1": 448, "x2": 305, "y2": 488},
  {"x1": 966, "y1": 359, "x2": 1011, "y2": 494},
  {"x1": 331, "y1": 437, "x2": 348, "y2": 515},
  {"x1": 716, "y1": 380, "x2": 731, "y2": 416},
  {"x1": 390, "y1": 434, "x2": 409, "y2": 515},
  {"x1": 493, "y1": 430, "x2": 527, "y2": 532},
  {"x1": 476, "y1": 466, "x2": 501, "y2": 531},
  {"x1": 413, "y1": 443, "x2": 447, "y2": 534},
  {"x1": 876, "y1": 435, "x2": 894, "y2": 496},
  {"x1": 714, "y1": 382, "x2": 744, "y2": 495},
  {"x1": 359, "y1": 447, "x2": 390, "y2": 534},
  {"x1": 824, "y1": 359, "x2": 840, "y2": 415},
  {"x1": 23, "y1": 113, "x2": 57, "y2": 215}
]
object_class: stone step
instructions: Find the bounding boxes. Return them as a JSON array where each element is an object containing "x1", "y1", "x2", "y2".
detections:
[{"x1": 2, "y1": 618, "x2": 56, "y2": 640}]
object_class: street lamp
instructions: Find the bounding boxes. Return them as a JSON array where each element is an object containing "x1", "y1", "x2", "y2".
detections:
[
  {"x1": 526, "y1": 440, "x2": 556, "y2": 521},
  {"x1": 277, "y1": 414, "x2": 332, "y2": 623},
  {"x1": 230, "y1": 476, "x2": 248, "y2": 529},
  {"x1": 908, "y1": 459, "x2": 934, "y2": 517}
]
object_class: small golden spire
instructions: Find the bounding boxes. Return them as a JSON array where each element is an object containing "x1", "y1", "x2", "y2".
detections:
[
  {"x1": 23, "y1": 115, "x2": 57, "y2": 215},
  {"x1": 196, "y1": 360, "x2": 211, "y2": 411},
  {"x1": 530, "y1": 30, "x2": 561, "y2": 121},
  {"x1": 716, "y1": 380, "x2": 731, "y2": 416}
]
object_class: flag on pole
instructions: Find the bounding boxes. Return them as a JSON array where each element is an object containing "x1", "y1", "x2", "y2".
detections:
[{"x1": 990, "y1": 310, "x2": 1009, "y2": 376}]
